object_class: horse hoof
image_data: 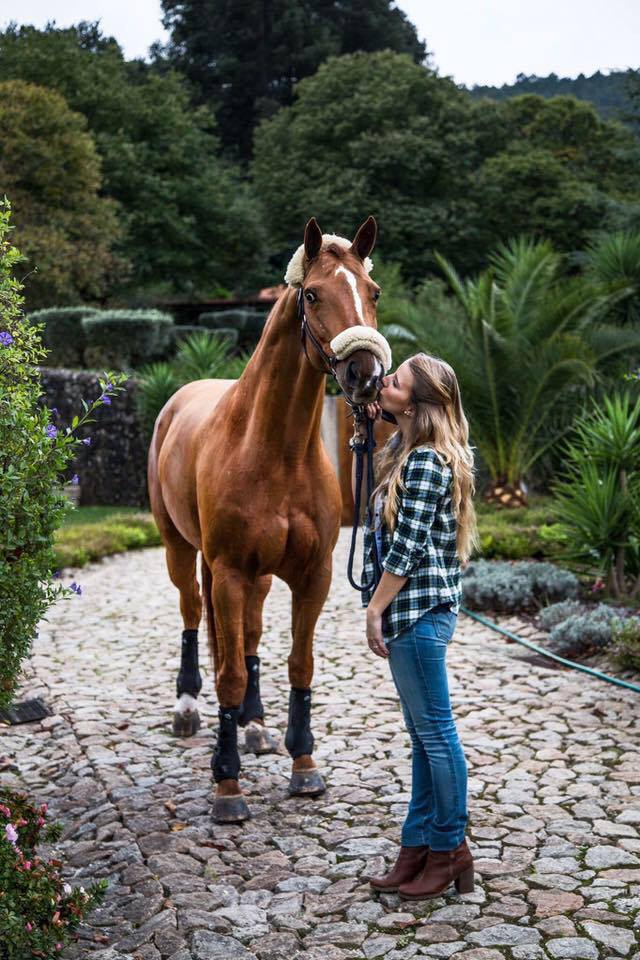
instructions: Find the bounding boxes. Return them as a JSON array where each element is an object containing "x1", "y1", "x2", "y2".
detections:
[
  {"x1": 244, "y1": 721, "x2": 279, "y2": 755},
  {"x1": 172, "y1": 710, "x2": 201, "y2": 738},
  {"x1": 212, "y1": 793, "x2": 250, "y2": 823},
  {"x1": 289, "y1": 768, "x2": 326, "y2": 797}
]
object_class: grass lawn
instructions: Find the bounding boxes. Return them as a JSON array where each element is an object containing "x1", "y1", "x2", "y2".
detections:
[
  {"x1": 55, "y1": 506, "x2": 160, "y2": 570},
  {"x1": 54, "y1": 496, "x2": 565, "y2": 571}
]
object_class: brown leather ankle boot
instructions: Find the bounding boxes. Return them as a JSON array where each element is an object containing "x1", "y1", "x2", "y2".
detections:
[
  {"x1": 399, "y1": 838, "x2": 474, "y2": 899},
  {"x1": 369, "y1": 844, "x2": 430, "y2": 893}
]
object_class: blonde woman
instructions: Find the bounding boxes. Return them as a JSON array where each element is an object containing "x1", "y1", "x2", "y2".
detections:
[{"x1": 352, "y1": 352, "x2": 478, "y2": 899}]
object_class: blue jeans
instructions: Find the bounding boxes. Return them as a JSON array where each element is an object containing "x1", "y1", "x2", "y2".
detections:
[{"x1": 387, "y1": 604, "x2": 468, "y2": 851}]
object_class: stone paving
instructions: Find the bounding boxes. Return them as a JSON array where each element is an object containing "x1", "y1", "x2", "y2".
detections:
[{"x1": 2, "y1": 530, "x2": 640, "y2": 960}]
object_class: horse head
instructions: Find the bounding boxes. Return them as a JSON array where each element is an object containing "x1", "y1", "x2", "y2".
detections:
[{"x1": 285, "y1": 216, "x2": 391, "y2": 405}]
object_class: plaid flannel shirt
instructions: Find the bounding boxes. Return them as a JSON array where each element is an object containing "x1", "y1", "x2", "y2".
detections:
[{"x1": 360, "y1": 446, "x2": 461, "y2": 643}]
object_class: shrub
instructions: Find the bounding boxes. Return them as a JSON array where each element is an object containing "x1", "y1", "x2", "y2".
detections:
[
  {"x1": 462, "y1": 560, "x2": 579, "y2": 612},
  {"x1": 547, "y1": 604, "x2": 623, "y2": 658},
  {"x1": 27, "y1": 306, "x2": 99, "y2": 367},
  {"x1": 0, "y1": 199, "x2": 126, "y2": 707},
  {"x1": 0, "y1": 790, "x2": 106, "y2": 957},
  {"x1": 82, "y1": 309, "x2": 174, "y2": 369},
  {"x1": 475, "y1": 497, "x2": 566, "y2": 560},
  {"x1": 54, "y1": 514, "x2": 161, "y2": 569},
  {"x1": 538, "y1": 599, "x2": 584, "y2": 631},
  {"x1": 609, "y1": 616, "x2": 640, "y2": 671}
]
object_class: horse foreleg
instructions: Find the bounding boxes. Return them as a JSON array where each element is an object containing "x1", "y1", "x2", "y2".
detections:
[
  {"x1": 286, "y1": 566, "x2": 331, "y2": 798},
  {"x1": 209, "y1": 562, "x2": 252, "y2": 823},
  {"x1": 239, "y1": 574, "x2": 278, "y2": 755}
]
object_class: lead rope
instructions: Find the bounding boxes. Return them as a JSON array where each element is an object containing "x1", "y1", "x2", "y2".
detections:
[{"x1": 346, "y1": 413, "x2": 383, "y2": 592}]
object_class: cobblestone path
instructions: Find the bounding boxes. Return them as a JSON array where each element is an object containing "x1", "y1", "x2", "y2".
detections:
[{"x1": 4, "y1": 531, "x2": 640, "y2": 960}]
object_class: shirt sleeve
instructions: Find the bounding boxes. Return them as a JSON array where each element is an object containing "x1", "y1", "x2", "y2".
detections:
[{"x1": 382, "y1": 450, "x2": 450, "y2": 578}]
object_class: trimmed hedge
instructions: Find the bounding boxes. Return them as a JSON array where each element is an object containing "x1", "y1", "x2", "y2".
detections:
[
  {"x1": 82, "y1": 309, "x2": 174, "y2": 369},
  {"x1": 199, "y1": 308, "x2": 267, "y2": 346},
  {"x1": 27, "y1": 306, "x2": 99, "y2": 367}
]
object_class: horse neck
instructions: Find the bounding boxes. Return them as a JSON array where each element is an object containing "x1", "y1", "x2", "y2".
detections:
[{"x1": 236, "y1": 289, "x2": 328, "y2": 455}]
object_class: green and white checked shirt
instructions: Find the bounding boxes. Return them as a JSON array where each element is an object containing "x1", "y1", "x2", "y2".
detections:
[{"x1": 360, "y1": 445, "x2": 462, "y2": 643}]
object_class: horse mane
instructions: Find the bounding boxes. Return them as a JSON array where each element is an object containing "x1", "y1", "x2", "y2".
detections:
[{"x1": 284, "y1": 233, "x2": 374, "y2": 288}]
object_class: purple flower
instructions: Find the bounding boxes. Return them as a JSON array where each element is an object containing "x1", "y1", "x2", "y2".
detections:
[
  {"x1": 81, "y1": 437, "x2": 91, "y2": 446},
  {"x1": 45, "y1": 424, "x2": 58, "y2": 439},
  {"x1": 100, "y1": 395, "x2": 112, "y2": 406},
  {"x1": 5, "y1": 823, "x2": 18, "y2": 845},
  {"x1": 53, "y1": 570, "x2": 62, "y2": 579},
  {"x1": 50, "y1": 407, "x2": 58, "y2": 417},
  {"x1": 0, "y1": 331, "x2": 14, "y2": 346},
  {"x1": 71, "y1": 474, "x2": 79, "y2": 485},
  {"x1": 69, "y1": 582, "x2": 82, "y2": 595}
]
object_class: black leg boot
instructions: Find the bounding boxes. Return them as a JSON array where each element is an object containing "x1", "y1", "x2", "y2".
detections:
[{"x1": 173, "y1": 629, "x2": 202, "y2": 737}]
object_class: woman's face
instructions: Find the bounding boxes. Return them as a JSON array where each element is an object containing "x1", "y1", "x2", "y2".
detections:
[{"x1": 379, "y1": 359, "x2": 415, "y2": 414}]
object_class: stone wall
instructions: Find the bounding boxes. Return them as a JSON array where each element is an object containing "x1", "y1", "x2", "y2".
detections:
[
  {"x1": 39, "y1": 368, "x2": 149, "y2": 507},
  {"x1": 39, "y1": 372, "x2": 397, "y2": 514}
]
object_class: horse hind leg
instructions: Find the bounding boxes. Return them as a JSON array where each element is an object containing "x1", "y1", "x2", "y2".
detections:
[
  {"x1": 239, "y1": 575, "x2": 279, "y2": 755},
  {"x1": 162, "y1": 526, "x2": 204, "y2": 737}
]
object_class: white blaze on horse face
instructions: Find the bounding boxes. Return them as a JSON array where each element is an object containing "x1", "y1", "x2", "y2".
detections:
[
  {"x1": 335, "y1": 265, "x2": 364, "y2": 324},
  {"x1": 175, "y1": 693, "x2": 198, "y2": 715}
]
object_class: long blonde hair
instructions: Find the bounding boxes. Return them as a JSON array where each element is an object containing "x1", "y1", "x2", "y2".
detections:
[{"x1": 370, "y1": 353, "x2": 479, "y2": 564}]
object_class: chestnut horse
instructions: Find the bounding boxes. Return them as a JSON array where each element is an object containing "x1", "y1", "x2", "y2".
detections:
[{"x1": 148, "y1": 217, "x2": 387, "y2": 822}]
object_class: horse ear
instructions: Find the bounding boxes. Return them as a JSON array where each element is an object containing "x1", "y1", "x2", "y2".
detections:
[
  {"x1": 304, "y1": 217, "x2": 323, "y2": 262},
  {"x1": 351, "y1": 216, "x2": 377, "y2": 261}
]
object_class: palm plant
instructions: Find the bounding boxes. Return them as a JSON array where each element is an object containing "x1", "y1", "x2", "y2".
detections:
[
  {"x1": 398, "y1": 236, "x2": 640, "y2": 503},
  {"x1": 553, "y1": 392, "x2": 640, "y2": 598},
  {"x1": 584, "y1": 231, "x2": 640, "y2": 326}
]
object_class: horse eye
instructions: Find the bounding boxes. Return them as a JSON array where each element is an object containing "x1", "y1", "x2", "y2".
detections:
[
  {"x1": 373, "y1": 290, "x2": 381, "y2": 302},
  {"x1": 305, "y1": 290, "x2": 316, "y2": 303}
]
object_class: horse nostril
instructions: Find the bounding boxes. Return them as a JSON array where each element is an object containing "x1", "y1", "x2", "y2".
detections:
[{"x1": 347, "y1": 360, "x2": 359, "y2": 384}]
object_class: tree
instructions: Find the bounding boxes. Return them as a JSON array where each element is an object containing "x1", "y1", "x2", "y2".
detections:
[
  {"x1": 156, "y1": 0, "x2": 427, "y2": 160},
  {"x1": 403, "y1": 237, "x2": 640, "y2": 501},
  {"x1": 252, "y1": 51, "x2": 485, "y2": 282},
  {"x1": 0, "y1": 23, "x2": 266, "y2": 298},
  {"x1": 0, "y1": 80, "x2": 122, "y2": 308},
  {"x1": 473, "y1": 95, "x2": 640, "y2": 255}
]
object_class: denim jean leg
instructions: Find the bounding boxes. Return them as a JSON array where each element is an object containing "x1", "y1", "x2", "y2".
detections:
[
  {"x1": 392, "y1": 692, "x2": 435, "y2": 846},
  {"x1": 388, "y1": 611, "x2": 468, "y2": 851}
]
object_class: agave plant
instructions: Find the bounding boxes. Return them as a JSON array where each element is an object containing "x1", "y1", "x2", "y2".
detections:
[
  {"x1": 552, "y1": 392, "x2": 640, "y2": 598},
  {"x1": 135, "y1": 362, "x2": 181, "y2": 435},
  {"x1": 136, "y1": 331, "x2": 254, "y2": 436},
  {"x1": 397, "y1": 236, "x2": 640, "y2": 503},
  {"x1": 174, "y1": 329, "x2": 236, "y2": 381}
]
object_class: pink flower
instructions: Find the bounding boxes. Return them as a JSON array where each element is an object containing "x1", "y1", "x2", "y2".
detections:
[
  {"x1": 0, "y1": 804, "x2": 11, "y2": 817},
  {"x1": 25, "y1": 922, "x2": 33, "y2": 932},
  {"x1": 23, "y1": 860, "x2": 31, "y2": 870},
  {"x1": 5, "y1": 823, "x2": 18, "y2": 845}
]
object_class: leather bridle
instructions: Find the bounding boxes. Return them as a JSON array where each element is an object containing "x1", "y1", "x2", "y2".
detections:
[
  {"x1": 296, "y1": 286, "x2": 384, "y2": 595},
  {"x1": 297, "y1": 287, "x2": 340, "y2": 381}
]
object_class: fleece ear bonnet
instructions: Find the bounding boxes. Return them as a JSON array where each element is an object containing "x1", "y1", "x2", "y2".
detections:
[
  {"x1": 284, "y1": 234, "x2": 374, "y2": 288},
  {"x1": 284, "y1": 233, "x2": 391, "y2": 373}
]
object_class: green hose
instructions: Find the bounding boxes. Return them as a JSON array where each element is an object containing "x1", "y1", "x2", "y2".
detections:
[{"x1": 460, "y1": 606, "x2": 640, "y2": 695}]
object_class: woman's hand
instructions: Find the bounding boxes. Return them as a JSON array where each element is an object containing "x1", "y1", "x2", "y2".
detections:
[
  {"x1": 366, "y1": 607, "x2": 388, "y2": 659},
  {"x1": 364, "y1": 401, "x2": 382, "y2": 421}
]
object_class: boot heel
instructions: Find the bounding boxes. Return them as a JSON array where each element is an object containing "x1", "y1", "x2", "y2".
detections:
[{"x1": 454, "y1": 865, "x2": 474, "y2": 894}]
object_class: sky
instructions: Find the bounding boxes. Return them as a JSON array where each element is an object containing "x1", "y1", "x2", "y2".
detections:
[{"x1": 2, "y1": 0, "x2": 639, "y2": 88}]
